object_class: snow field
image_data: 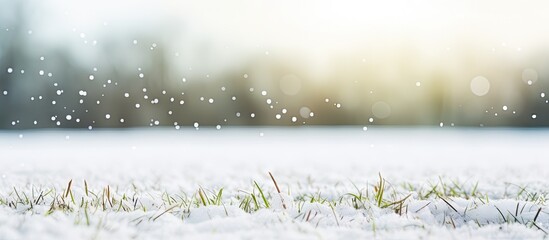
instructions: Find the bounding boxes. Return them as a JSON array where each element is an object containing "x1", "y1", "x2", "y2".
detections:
[{"x1": 1, "y1": 128, "x2": 548, "y2": 239}]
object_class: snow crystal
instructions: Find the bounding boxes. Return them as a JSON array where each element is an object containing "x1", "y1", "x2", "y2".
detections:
[
  {"x1": 275, "y1": 114, "x2": 281, "y2": 120},
  {"x1": 279, "y1": 74, "x2": 301, "y2": 96},
  {"x1": 470, "y1": 76, "x2": 490, "y2": 96},
  {"x1": 208, "y1": 98, "x2": 214, "y2": 104},
  {"x1": 65, "y1": 115, "x2": 72, "y2": 121},
  {"x1": 89, "y1": 75, "x2": 94, "y2": 80},
  {"x1": 532, "y1": 114, "x2": 537, "y2": 119},
  {"x1": 291, "y1": 116, "x2": 297, "y2": 122},
  {"x1": 7, "y1": 68, "x2": 13, "y2": 73},
  {"x1": 105, "y1": 114, "x2": 111, "y2": 119},
  {"x1": 299, "y1": 107, "x2": 312, "y2": 119},
  {"x1": 372, "y1": 102, "x2": 391, "y2": 119},
  {"x1": 522, "y1": 68, "x2": 538, "y2": 84},
  {"x1": 502, "y1": 105, "x2": 508, "y2": 111},
  {"x1": 135, "y1": 104, "x2": 141, "y2": 109},
  {"x1": 39, "y1": 70, "x2": 44, "y2": 76}
]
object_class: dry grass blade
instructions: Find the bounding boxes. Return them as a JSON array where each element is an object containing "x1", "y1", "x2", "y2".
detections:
[
  {"x1": 269, "y1": 172, "x2": 287, "y2": 210},
  {"x1": 515, "y1": 202, "x2": 519, "y2": 217},
  {"x1": 84, "y1": 180, "x2": 89, "y2": 197},
  {"x1": 533, "y1": 207, "x2": 542, "y2": 223},
  {"x1": 64, "y1": 179, "x2": 73, "y2": 198},
  {"x1": 415, "y1": 202, "x2": 431, "y2": 213},
  {"x1": 438, "y1": 195, "x2": 459, "y2": 214},
  {"x1": 532, "y1": 222, "x2": 548, "y2": 235},
  {"x1": 305, "y1": 210, "x2": 312, "y2": 222},
  {"x1": 494, "y1": 206, "x2": 507, "y2": 222},
  {"x1": 152, "y1": 204, "x2": 179, "y2": 221},
  {"x1": 269, "y1": 172, "x2": 282, "y2": 194},
  {"x1": 449, "y1": 216, "x2": 456, "y2": 228},
  {"x1": 13, "y1": 187, "x2": 23, "y2": 203},
  {"x1": 506, "y1": 210, "x2": 520, "y2": 223}
]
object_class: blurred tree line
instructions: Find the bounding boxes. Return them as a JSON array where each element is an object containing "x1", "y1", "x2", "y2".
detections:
[{"x1": 1, "y1": 0, "x2": 548, "y2": 129}]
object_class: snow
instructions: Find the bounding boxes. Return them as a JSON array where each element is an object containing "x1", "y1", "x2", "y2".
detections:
[{"x1": 1, "y1": 127, "x2": 548, "y2": 239}]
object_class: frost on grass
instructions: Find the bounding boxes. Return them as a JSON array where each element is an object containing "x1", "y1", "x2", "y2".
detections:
[{"x1": 1, "y1": 173, "x2": 548, "y2": 239}]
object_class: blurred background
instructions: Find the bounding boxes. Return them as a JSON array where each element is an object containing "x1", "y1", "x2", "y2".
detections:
[{"x1": 1, "y1": 0, "x2": 548, "y2": 129}]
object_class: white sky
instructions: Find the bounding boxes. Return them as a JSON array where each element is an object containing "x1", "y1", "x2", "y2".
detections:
[
  {"x1": 41, "y1": 0, "x2": 549, "y2": 51},
  {"x1": 12, "y1": 0, "x2": 549, "y2": 78}
]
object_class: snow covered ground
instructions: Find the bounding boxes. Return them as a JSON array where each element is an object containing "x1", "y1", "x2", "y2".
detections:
[{"x1": 1, "y1": 127, "x2": 548, "y2": 239}]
